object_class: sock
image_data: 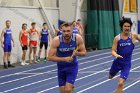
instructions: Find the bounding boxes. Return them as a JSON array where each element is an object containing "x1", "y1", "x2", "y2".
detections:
[
  {"x1": 4, "y1": 62, "x2": 7, "y2": 66},
  {"x1": 8, "y1": 61, "x2": 10, "y2": 65}
]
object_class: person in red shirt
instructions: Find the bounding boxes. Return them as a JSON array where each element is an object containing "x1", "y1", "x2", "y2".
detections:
[
  {"x1": 28, "y1": 22, "x2": 39, "y2": 64},
  {"x1": 19, "y1": 23, "x2": 29, "y2": 65}
]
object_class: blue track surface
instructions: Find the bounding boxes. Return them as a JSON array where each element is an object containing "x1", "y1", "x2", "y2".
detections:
[{"x1": 0, "y1": 45, "x2": 140, "y2": 93}]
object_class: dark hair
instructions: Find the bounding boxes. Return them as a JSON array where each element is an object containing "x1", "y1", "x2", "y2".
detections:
[
  {"x1": 62, "y1": 22, "x2": 72, "y2": 27},
  {"x1": 6, "y1": 20, "x2": 11, "y2": 23},
  {"x1": 31, "y1": 22, "x2": 36, "y2": 25},
  {"x1": 119, "y1": 16, "x2": 133, "y2": 29},
  {"x1": 43, "y1": 22, "x2": 47, "y2": 26},
  {"x1": 77, "y1": 19, "x2": 81, "y2": 21},
  {"x1": 22, "y1": 23, "x2": 27, "y2": 28},
  {"x1": 72, "y1": 21, "x2": 76, "y2": 24}
]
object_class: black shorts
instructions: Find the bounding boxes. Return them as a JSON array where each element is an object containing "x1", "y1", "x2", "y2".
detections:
[
  {"x1": 40, "y1": 42, "x2": 48, "y2": 49},
  {"x1": 22, "y1": 45, "x2": 28, "y2": 50}
]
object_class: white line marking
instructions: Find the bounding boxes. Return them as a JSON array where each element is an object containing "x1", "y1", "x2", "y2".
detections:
[
  {"x1": 77, "y1": 59, "x2": 140, "y2": 93},
  {"x1": 2, "y1": 76, "x2": 57, "y2": 93},
  {"x1": 0, "y1": 48, "x2": 111, "y2": 79},
  {"x1": 123, "y1": 79, "x2": 140, "y2": 91},
  {"x1": 2, "y1": 51, "x2": 140, "y2": 86},
  {"x1": 1, "y1": 45, "x2": 140, "y2": 79},
  {"x1": 1, "y1": 46, "x2": 140, "y2": 92}
]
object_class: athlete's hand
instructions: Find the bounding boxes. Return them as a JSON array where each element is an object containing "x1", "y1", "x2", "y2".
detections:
[
  {"x1": 71, "y1": 47, "x2": 79, "y2": 58},
  {"x1": 20, "y1": 43, "x2": 23, "y2": 47},
  {"x1": 1, "y1": 44, "x2": 4, "y2": 48},
  {"x1": 116, "y1": 54, "x2": 123, "y2": 58},
  {"x1": 64, "y1": 57, "x2": 73, "y2": 62},
  {"x1": 38, "y1": 41, "x2": 40, "y2": 46},
  {"x1": 13, "y1": 43, "x2": 15, "y2": 47},
  {"x1": 72, "y1": 50, "x2": 77, "y2": 57}
]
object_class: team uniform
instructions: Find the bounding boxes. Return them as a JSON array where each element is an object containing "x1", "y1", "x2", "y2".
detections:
[
  {"x1": 109, "y1": 33, "x2": 134, "y2": 80},
  {"x1": 57, "y1": 30, "x2": 62, "y2": 36},
  {"x1": 29, "y1": 28, "x2": 38, "y2": 47},
  {"x1": 3, "y1": 28, "x2": 12, "y2": 52},
  {"x1": 21, "y1": 30, "x2": 28, "y2": 50},
  {"x1": 72, "y1": 27, "x2": 79, "y2": 34},
  {"x1": 57, "y1": 34, "x2": 78, "y2": 86},
  {"x1": 40, "y1": 29, "x2": 49, "y2": 49}
]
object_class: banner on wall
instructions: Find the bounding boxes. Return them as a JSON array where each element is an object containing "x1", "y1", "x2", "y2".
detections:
[
  {"x1": 130, "y1": 0, "x2": 136, "y2": 12},
  {"x1": 123, "y1": 0, "x2": 138, "y2": 33},
  {"x1": 123, "y1": 0, "x2": 129, "y2": 13}
]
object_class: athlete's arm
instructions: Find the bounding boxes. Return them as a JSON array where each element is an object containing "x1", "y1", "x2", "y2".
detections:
[
  {"x1": 78, "y1": 28, "x2": 82, "y2": 36},
  {"x1": 74, "y1": 34, "x2": 86, "y2": 56},
  {"x1": 36, "y1": 30, "x2": 40, "y2": 45},
  {"x1": 132, "y1": 32, "x2": 140, "y2": 42},
  {"x1": 38, "y1": 30, "x2": 41, "y2": 41},
  {"x1": 0, "y1": 29, "x2": 5, "y2": 48},
  {"x1": 11, "y1": 32, "x2": 15, "y2": 47},
  {"x1": 55, "y1": 29, "x2": 59, "y2": 36},
  {"x1": 48, "y1": 36, "x2": 73, "y2": 62},
  {"x1": 112, "y1": 36, "x2": 123, "y2": 58},
  {"x1": 48, "y1": 30, "x2": 50, "y2": 43},
  {"x1": 19, "y1": 31, "x2": 22, "y2": 46}
]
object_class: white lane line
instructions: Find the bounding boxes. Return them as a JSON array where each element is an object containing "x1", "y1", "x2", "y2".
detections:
[
  {"x1": 2, "y1": 76, "x2": 57, "y2": 93},
  {"x1": 0, "y1": 48, "x2": 111, "y2": 79},
  {"x1": 77, "y1": 58, "x2": 140, "y2": 93},
  {"x1": 78, "y1": 51, "x2": 111, "y2": 61},
  {"x1": 3, "y1": 51, "x2": 140, "y2": 86},
  {"x1": 79, "y1": 48, "x2": 140, "y2": 65},
  {"x1": 0, "y1": 69, "x2": 57, "y2": 85},
  {"x1": 0, "y1": 64, "x2": 56, "y2": 79},
  {"x1": 19, "y1": 70, "x2": 140, "y2": 75},
  {"x1": 1, "y1": 46, "x2": 140, "y2": 80},
  {"x1": 1, "y1": 45, "x2": 140, "y2": 79},
  {"x1": 37, "y1": 68, "x2": 110, "y2": 93},
  {"x1": 0, "y1": 50, "x2": 124, "y2": 85},
  {"x1": 1, "y1": 47, "x2": 140, "y2": 92},
  {"x1": 110, "y1": 76, "x2": 140, "y2": 93},
  {"x1": 78, "y1": 51, "x2": 140, "y2": 71},
  {"x1": 123, "y1": 79, "x2": 140, "y2": 91},
  {"x1": 35, "y1": 53, "x2": 140, "y2": 93}
]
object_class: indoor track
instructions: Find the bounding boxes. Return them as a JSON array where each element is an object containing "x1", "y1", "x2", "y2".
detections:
[{"x1": 0, "y1": 45, "x2": 140, "y2": 93}]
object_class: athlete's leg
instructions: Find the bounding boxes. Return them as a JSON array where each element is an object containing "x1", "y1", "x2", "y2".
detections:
[
  {"x1": 65, "y1": 64, "x2": 78, "y2": 93},
  {"x1": 38, "y1": 42, "x2": 43, "y2": 62},
  {"x1": 109, "y1": 60, "x2": 120, "y2": 79},
  {"x1": 116, "y1": 62, "x2": 131, "y2": 93},
  {"x1": 7, "y1": 45, "x2": 14, "y2": 67},
  {"x1": 3, "y1": 44, "x2": 8, "y2": 68},
  {"x1": 22, "y1": 49, "x2": 26, "y2": 61},
  {"x1": 59, "y1": 86, "x2": 65, "y2": 93},
  {"x1": 22, "y1": 49, "x2": 29, "y2": 65},
  {"x1": 3, "y1": 52, "x2": 8, "y2": 69},
  {"x1": 7, "y1": 52, "x2": 14, "y2": 67},
  {"x1": 44, "y1": 42, "x2": 48, "y2": 61},
  {"x1": 21, "y1": 48, "x2": 26, "y2": 65},
  {"x1": 65, "y1": 82, "x2": 74, "y2": 93},
  {"x1": 58, "y1": 66, "x2": 66, "y2": 93},
  {"x1": 116, "y1": 78, "x2": 125, "y2": 93},
  {"x1": 33, "y1": 47, "x2": 37, "y2": 63},
  {"x1": 29, "y1": 46, "x2": 33, "y2": 64}
]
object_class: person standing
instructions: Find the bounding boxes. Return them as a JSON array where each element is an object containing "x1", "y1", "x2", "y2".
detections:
[
  {"x1": 19, "y1": 23, "x2": 29, "y2": 65},
  {"x1": 1, "y1": 20, "x2": 15, "y2": 69},
  {"x1": 37, "y1": 23, "x2": 49, "y2": 62},
  {"x1": 28, "y1": 22, "x2": 39, "y2": 64}
]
